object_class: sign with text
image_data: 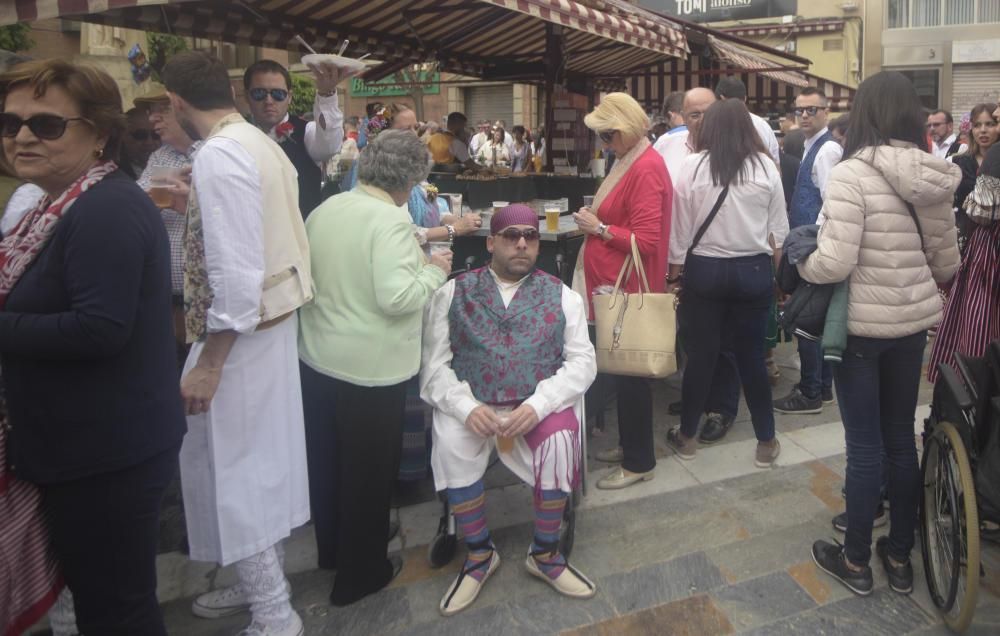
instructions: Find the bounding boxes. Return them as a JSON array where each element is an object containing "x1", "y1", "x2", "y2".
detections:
[
  {"x1": 952, "y1": 39, "x2": 1000, "y2": 64},
  {"x1": 637, "y1": 0, "x2": 797, "y2": 23},
  {"x1": 349, "y1": 71, "x2": 440, "y2": 97}
]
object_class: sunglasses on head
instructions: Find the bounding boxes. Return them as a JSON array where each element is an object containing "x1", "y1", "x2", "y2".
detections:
[
  {"x1": 0, "y1": 113, "x2": 90, "y2": 140},
  {"x1": 794, "y1": 106, "x2": 823, "y2": 117},
  {"x1": 495, "y1": 227, "x2": 540, "y2": 242},
  {"x1": 598, "y1": 130, "x2": 617, "y2": 143},
  {"x1": 130, "y1": 129, "x2": 161, "y2": 142},
  {"x1": 248, "y1": 88, "x2": 289, "y2": 102}
]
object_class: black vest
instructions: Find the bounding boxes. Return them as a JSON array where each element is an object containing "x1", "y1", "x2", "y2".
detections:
[{"x1": 281, "y1": 115, "x2": 323, "y2": 219}]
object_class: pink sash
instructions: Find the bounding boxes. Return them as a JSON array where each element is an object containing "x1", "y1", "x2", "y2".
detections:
[{"x1": 523, "y1": 407, "x2": 580, "y2": 498}]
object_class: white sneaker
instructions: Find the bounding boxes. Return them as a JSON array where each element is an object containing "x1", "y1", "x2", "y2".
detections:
[
  {"x1": 236, "y1": 613, "x2": 303, "y2": 636},
  {"x1": 193, "y1": 582, "x2": 293, "y2": 619}
]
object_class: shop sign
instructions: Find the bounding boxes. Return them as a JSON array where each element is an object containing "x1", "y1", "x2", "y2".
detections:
[
  {"x1": 952, "y1": 39, "x2": 1000, "y2": 64},
  {"x1": 349, "y1": 71, "x2": 440, "y2": 97},
  {"x1": 637, "y1": 0, "x2": 797, "y2": 22}
]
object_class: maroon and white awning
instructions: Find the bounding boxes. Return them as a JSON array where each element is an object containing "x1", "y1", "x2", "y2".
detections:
[{"x1": 720, "y1": 18, "x2": 845, "y2": 39}]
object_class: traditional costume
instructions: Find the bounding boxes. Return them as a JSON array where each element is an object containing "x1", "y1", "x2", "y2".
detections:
[{"x1": 420, "y1": 205, "x2": 597, "y2": 616}]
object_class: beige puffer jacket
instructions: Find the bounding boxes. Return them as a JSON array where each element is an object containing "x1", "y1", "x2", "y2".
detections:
[{"x1": 798, "y1": 141, "x2": 961, "y2": 338}]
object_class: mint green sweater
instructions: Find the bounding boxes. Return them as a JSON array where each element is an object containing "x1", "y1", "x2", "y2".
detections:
[{"x1": 298, "y1": 184, "x2": 447, "y2": 386}]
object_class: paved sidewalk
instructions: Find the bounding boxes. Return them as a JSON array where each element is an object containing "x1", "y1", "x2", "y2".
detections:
[{"x1": 160, "y1": 344, "x2": 1000, "y2": 635}]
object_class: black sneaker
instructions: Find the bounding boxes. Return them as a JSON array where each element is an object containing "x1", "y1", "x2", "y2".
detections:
[
  {"x1": 698, "y1": 413, "x2": 735, "y2": 444},
  {"x1": 822, "y1": 387, "x2": 835, "y2": 404},
  {"x1": 773, "y1": 387, "x2": 823, "y2": 414},
  {"x1": 832, "y1": 503, "x2": 887, "y2": 533},
  {"x1": 875, "y1": 536, "x2": 913, "y2": 594},
  {"x1": 811, "y1": 539, "x2": 873, "y2": 596}
]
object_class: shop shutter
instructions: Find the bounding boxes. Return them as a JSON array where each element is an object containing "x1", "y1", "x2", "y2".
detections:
[
  {"x1": 464, "y1": 85, "x2": 514, "y2": 129},
  {"x1": 952, "y1": 63, "x2": 1000, "y2": 116}
]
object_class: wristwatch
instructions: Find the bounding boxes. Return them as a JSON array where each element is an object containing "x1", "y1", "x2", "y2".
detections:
[
  {"x1": 446, "y1": 224, "x2": 456, "y2": 243},
  {"x1": 596, "y1": 222, "x2": 609, "y2": 236}
]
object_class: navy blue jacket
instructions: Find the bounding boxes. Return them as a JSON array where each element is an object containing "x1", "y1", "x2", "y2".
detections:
[{"x1": 0, "y1": 172, "x2": 186, "y2": 484}]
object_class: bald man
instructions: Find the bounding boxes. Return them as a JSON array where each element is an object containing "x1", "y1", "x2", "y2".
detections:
[{"x1": 653, "y1": 87, "x2": 715, "y2": 179}]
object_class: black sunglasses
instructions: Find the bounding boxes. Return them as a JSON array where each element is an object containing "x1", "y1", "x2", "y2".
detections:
[
  {"x1": 248, "y1": 88, "x2": 289, "y2": 102},
  {"x1": 496, "y1": 227, "x2": 540, "y2": 242},
  {"x1": 130, "y1": 129, "x2": 161, "y2": 142},
  {"x1": 793, "y1": 106, "x2": 823, "y2": 117},
  {"x1": 0, "y1": 113, "x2": 90, "y2": 140},
  {"x1": 598, "y1": 130, "x2": 617, "y2": 143}
]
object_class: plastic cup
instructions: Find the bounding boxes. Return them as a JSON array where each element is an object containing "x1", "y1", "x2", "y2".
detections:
[
  {"x1": 545, "y1": 207, "x2": 560, "y2": 232},
  {"x1": 583, "y1": 195, "x2": 595, "y2": 207},
  {"x1": 428, "y1": 242, "x2": 452, "y2": 256},
  {"x1": 492, "y1": 201, "x2": 509, "y2": 214},
  {"x1": 495, "y1": 407, "x2": 515, "y2": 453},
  {"x1": 148, "y1": 166, "x2": 180, "y2": 209}
]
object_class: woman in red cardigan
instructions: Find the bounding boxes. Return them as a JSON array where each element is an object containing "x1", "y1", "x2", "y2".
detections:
[{"x1": 572, "y1": 92, "x2": 672, "y2": 490}]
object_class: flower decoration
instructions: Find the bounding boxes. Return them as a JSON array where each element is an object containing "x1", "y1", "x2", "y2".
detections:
[
  {"x1": 274, "y1": 121, "x2": 296, "y2": 144},
  {"x1": 365, "y1": 106, "x2": 393, "y2": 140},
  {"x1": 128, "y1": 44, "x2": 152, "y2": 84},
  {"x1": 959, "y1": 112, "x2": 972, "y2": 135}
]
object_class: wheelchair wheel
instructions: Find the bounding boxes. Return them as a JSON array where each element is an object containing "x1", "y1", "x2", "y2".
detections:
[
  {"x1": 920, "y1": 421, "x2": 980, "y2": 633},
  {"x1": 559, "y1": 488, "x2": 581, "y2": 558},
  {"x1": 428, "y1": 510, "x2": 458, "y2": 568}
]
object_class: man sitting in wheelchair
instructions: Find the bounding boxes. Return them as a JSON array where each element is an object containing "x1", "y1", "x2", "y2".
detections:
[{"x1": 420, "y1": 204, "x2": 598, "y2": 616}]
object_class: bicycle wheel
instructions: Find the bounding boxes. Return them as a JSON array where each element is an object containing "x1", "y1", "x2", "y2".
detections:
[{"x1": 920, "y1": 421, "x2": 980, "y2": 633}]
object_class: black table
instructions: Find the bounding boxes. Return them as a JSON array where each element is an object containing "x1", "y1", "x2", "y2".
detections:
[{"x1": 428, "y1": 174, "x2": 599, "y2": 213}]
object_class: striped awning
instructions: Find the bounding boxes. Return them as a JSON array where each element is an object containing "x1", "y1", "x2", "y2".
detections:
[
  {"x1": 1, "y1": 0, "x2": 689, "y2": 83},
  {"x1": 720, "y1": 18, "x2": 845, "y2": 40},
  {"x1": 708, "y1": 35, "x2": 808, "y2": 87}
]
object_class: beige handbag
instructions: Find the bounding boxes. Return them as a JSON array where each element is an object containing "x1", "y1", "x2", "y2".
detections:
[{"x1": 592, "y1": 234, "x2": 677, "y2": 378}]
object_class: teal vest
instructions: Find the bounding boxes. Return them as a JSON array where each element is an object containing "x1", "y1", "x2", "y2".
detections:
[{"x1": 449, "y1": 267, "x2": 565, "y2": 404}]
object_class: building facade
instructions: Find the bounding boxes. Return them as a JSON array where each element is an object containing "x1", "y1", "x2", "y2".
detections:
[{"x1": 864, "y1": 0, "x2": 1000, "y2": 116}]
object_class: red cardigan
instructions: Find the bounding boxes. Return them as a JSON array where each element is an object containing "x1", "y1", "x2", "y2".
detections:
[{"x1": 583, "y1": 146, "x2": 673, "y2": 318}]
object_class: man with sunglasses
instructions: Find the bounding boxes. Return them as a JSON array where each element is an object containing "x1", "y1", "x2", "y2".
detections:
[
  {"x1": 421, "y1": 204, "x2": 597, "y2": 616},
  {"x1": 123, "y1": 107, "x2": 161, "y2": 179},
  {"x1": 773, "y1": 87, "x2": 843, "y2": 416},
  {"x1": 243, "y1": 59, "x2": 346, "y2": 219}
]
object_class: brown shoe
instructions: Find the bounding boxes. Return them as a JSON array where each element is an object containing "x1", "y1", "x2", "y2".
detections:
[
  {"x1": 666, "y1": 426, "x2": 697, "y2": 460},
  {"x1": 755, "y1": 438, "x2": 781, "y2": 468}
]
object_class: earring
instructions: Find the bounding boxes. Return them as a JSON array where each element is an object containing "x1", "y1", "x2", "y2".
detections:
[{"x1": 94, "y1": 147, "x2": 104, "y2": 158}]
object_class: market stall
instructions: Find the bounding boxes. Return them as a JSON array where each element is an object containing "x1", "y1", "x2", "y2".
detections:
[{"x1": 430, "y1": 173, "x2": 599, "y2": 213}]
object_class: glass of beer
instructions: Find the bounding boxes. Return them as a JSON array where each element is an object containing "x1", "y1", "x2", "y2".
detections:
[
  {"x1": 148, "y1": 166, "x2": 180, "y2": 209},
  {"x1": 544, "y1": 206, "x2": 561, "y2": 232},
  {"x1": 495, "y1": 406, "x2": 514, "y2": 454}
]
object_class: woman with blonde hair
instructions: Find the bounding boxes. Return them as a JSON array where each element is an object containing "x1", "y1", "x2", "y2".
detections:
[{"x1": 572, "y1": 92, "x2": 672, "y2": 490}]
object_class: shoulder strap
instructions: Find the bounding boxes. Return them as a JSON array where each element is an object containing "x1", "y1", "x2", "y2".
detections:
[
  {"x1": 903, "y1": 201, "x2": 925, "y2": 251},
  {"x1": 687, "y1": 185, "x2": 730, "y2": 257}
]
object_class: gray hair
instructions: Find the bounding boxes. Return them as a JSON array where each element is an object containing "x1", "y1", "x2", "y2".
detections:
[{"x1": 357, "y1": 129, "x2": 430, "y2": 192}]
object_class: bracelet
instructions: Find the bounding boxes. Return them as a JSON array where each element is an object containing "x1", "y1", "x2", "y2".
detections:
[
  {"x1": 446, "y1": 224, "x2": 456, "y2": 244},
  {"x1": 666, "y1": 275, "x2": 682, "y2": 284},
  {"x1": 596, "y1": 222, "x2": 609, "y2": 237}
]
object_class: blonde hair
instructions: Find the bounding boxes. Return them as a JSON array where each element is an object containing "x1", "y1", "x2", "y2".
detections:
[{"x1": 584, "y1": 92, "x2": 650, "y2": 147}]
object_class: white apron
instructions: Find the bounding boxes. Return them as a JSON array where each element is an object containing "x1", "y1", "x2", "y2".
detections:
[{"x1": 179, "y1": 316, "x2": 310, "y2": 566}]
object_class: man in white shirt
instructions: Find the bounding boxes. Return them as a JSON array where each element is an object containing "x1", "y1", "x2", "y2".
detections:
[
  {"x1": 164, "y1": 51, "x2": 311, "y2": 636},
  {"x1": 662, "y1": 91, "x2": 686, "y2": 134},
  {"x1": 715, "y1": 77, "x2": 780, "y2": 165},
  {"x1": 244, "y1": 59, "x2": 346, "y2": 218},
  {"x1": 468, "y1": 120, "x2": 491, "y2": 156},
  {"x1": 421, "y1": 205, "x2": 597, "y2": 617},
  {"x1": 927, "y1": 109, "x2": 966, "y2": 159},
  {"x1": 773, "y1": 87, "x2": 843, "y2": 416}
]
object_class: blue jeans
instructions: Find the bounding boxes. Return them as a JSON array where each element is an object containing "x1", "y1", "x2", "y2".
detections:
[
  {"x1": 679, "y1": 254, "x2": 775, "y2": 441},
  {"x1": 798, "y1": 336, "x2": 833, "y2": 399},
  {"x1": 836, "y1": 331, "x2": 926, "y2": 565}
]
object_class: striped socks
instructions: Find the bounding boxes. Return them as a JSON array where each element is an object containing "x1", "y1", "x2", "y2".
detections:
[
  {"x1": 447, "y1": 480, "x2": 492, "y2": 581},
  {"x1": 531, "y1": 489, "x2": 568, "y2": 579}
]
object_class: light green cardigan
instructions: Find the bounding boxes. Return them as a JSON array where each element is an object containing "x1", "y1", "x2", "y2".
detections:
[{"x1": 298, "y1": 184, "x2": 447, "y2": 386}]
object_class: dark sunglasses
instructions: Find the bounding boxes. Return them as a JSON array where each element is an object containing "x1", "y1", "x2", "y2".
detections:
[
  {"x1": 130, "y1": 129, "x2": 161, "y2": 142},
  {"x1": 793, "y1": 106, "x2": 823, "y2": 117},
  {"x1": 0, "y1": 113, "x2": 90, "y2": 140},
  {"x1": 495, "y1": 227, "x2": 540, "y2": 242},
  {"x1": 248, "y1": 88, "x2": 289, "y2": 102},
  {"x1": 598, "y1": 130, "x2": 617, "y2": 143}
]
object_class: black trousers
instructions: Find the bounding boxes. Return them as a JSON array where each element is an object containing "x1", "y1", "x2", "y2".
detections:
[
  {"x1": 300, "y1": 363, "x2": 406, "y2": 606},
  {"x1": 616, "y1": 375, "x2": 655, "y2": 473},
  {"x1": 42, "y1": 444, "x2": 179, "y2": 636}
]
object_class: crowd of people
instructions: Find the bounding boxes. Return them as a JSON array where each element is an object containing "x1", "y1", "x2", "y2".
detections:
[{"x1": 0, "y1": 46, "x2": 997, "y2": 636}]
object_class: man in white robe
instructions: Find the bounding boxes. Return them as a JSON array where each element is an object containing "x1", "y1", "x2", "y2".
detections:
[
  {"x1": 420, "y1": 204, "x2": 597, "y2": 616},
  {"x1": 163, "y1": 51, "x2": 311, "y2": 636}
]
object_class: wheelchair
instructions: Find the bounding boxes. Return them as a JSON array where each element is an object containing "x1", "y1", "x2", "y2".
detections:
[{"x1": 920, "y1": 340, "x2": 1000, "y2": 633}]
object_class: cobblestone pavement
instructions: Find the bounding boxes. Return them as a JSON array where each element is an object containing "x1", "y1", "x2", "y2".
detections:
[{"x1": 150, "y1": 342, "x2": 1000, "y2": 635}]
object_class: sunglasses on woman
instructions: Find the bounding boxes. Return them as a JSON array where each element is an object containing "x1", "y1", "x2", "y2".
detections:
[
  {"x1": 495, "y1": 227, "x2": 540, "y2": 242},
  {"x1": 0, "y1": 113, "x2": 90, "y2": 140},
  {"x1": 248, "y1": 88, "x2": 289, "y2": 102},
  {"x1": 598, "y1": 130, "x2": 617, "y2": 143}
]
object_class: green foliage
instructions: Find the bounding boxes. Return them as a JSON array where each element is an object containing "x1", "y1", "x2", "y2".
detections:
[
  {"x1": 0, "y1": 24, "x2": 33, "y2": 52},
  {"x1": 289, "y1": 73, "x2": 316, "y2": 117},
  {"x1": 146, "y1": 32, "x2": 188, "y2": 82}
]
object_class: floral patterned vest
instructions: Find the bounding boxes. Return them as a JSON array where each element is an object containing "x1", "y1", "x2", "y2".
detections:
[{"x1": 448, "y1": 267, "x2": 565, "y2": 404}]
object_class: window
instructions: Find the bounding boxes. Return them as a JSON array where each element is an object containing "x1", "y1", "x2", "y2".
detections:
[
  {"x1": 981, "y1": 0, "x2": 1000, "y2": 22},
  {"x1": 898, "y1": 69, "x2": 940, "y2": 110},
  {"x1": 913, "y1": 0, "x2": 941, "y2": 26},
  {"x1": 889, "y1": 0, "x2": 909, "y2": 28},
  {"x1": 823, "y1": 39, "x2": 844, "y2": 51},
  {"x1": 946, "y1": 0, "x2": 975, "y2": 24}
]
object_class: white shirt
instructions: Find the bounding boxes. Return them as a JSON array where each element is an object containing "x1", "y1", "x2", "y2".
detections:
[
  {"x1": 266, "y1": 93, "x2": 344, "y2": 163},
  {"x1": 469, "y1": 131, "x2": 488, "y2": 156},
  {"x1": 653, "y1": 129, "x2": 694, "y2": 183},
  {"x1": 0, "y1": 182, "x2": 44, "y2": 236},
  {"x1": 669, "y1": 151, "x2": 789, "y2": 264},
  {"x1": 420, "y1": 270, "x2": 596, "y2": 425},
  {"x1": 932, "y1": 133, "x2": 967, "y2": 159},
  {"x1": 803, "y1": 126, "x2": 844, "y2": 199},
  {"x1": 750, "y1": 112, "x2": 781, "y2": 165},
  {"x1": 191, "y1": 137, "x2": 265, "y2": 334}
]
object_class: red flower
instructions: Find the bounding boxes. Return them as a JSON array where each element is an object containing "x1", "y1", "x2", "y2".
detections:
[{"x1": 274, "y1": 121, "x2": 295, "y2": 144}]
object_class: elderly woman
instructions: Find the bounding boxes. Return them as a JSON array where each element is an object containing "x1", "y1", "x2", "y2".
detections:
[
  {"x1": 572, "y1": 92, "x2": 672, "y2": 490},
  {"x1": 299, "y1": 129, "x2": 452, "y2": 605},
  {"x1": 0, "y1": 60, "x2": 184, "y2": 634}
]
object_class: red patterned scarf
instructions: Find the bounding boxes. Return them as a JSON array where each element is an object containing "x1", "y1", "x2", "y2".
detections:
[{"x1": 0, "y1": 160, "x2": 116, "y2": 635}]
